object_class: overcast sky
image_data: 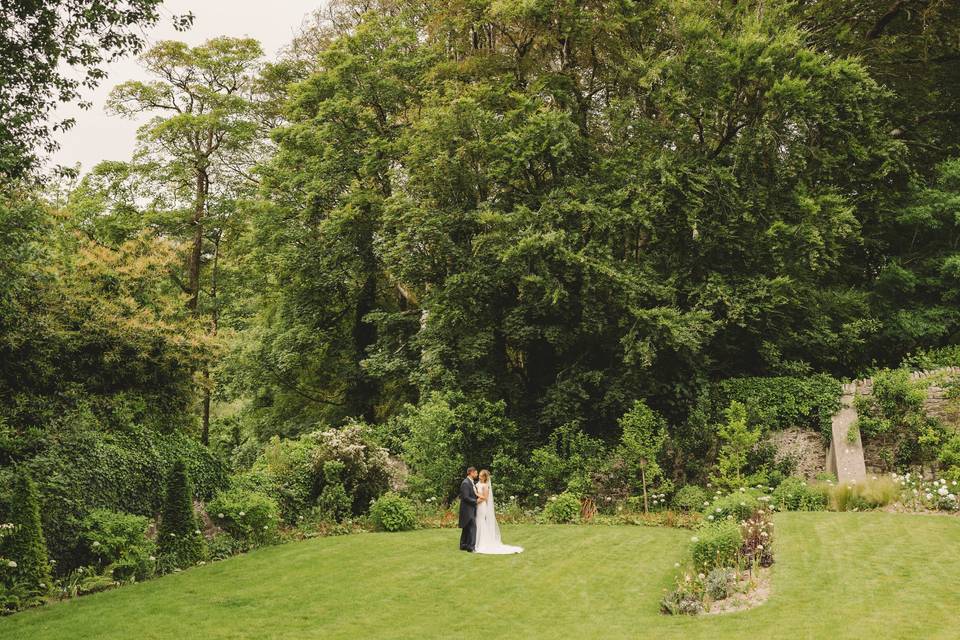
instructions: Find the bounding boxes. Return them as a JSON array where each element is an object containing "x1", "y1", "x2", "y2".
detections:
[{"x1": 49, "y1": 0, "x2": 324, "y2": 174}]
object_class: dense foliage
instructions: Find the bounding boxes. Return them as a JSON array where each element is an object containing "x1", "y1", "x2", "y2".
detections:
[{"x1": 1, "y1": 0, "x2": 959, "y2": 613}]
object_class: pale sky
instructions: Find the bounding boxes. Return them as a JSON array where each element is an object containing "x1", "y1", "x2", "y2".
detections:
[{"x1": 49, "y1": 0, "x2": 324, "y2": 174}]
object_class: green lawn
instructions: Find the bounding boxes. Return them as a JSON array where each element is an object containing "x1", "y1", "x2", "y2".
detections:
[{"x1": 2, "y1": 512, "x2": 958, "y2": 639}]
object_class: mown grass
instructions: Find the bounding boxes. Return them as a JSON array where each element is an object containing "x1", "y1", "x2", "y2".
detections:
[{"x1": 1, "y1": 512, "x2": 958, "y2": 639}]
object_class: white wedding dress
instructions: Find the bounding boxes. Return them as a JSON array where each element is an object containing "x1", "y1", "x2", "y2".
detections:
[{"x1": 474, "y1": 481, "x2": 523, "y2": 555}]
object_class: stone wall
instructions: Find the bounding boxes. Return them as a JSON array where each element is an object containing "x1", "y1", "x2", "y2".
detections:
[{"x1": 767, "y1": 428, "x2": 827, "y2": 480}]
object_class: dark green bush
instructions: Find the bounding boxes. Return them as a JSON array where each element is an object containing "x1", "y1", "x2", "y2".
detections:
[
  {"x1": 316, "y1": 461, "x2": 352, "y2": 523},
  {"x1": 156, "y1": 461, "x2": 206, "y2": 571},
  {"x1": 369, "y1": 493, "x2": 416, "y2": 532},
  {"x1": 3, "y1": 471, "x2": 51, "y2": 596},
  {"x1": 691, "y1": 521, "x2": 743, "y2": 571},
  {"x1": 672, "y1": 485, "x2": 708, "y2": 512},
  {"x1": 542, "y1": 492, "x2": 582, "y2": 524},
  {"x1": 81, "y1": 509, "x2": 155, "y2": 582},
  {"x1": 0, "y1": 425, "x2": 226, "y2": 573},
  {"x1": 208, "y1": 487, "x2": 279, "y2": 550},
  {"x1": 770, "y1": 477, "x2": 827, "y2": 511}
]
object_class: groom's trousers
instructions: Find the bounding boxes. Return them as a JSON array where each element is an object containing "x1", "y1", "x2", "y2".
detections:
[{"x1": 459, "y1": 518, "x2": 476, "y2": 551}]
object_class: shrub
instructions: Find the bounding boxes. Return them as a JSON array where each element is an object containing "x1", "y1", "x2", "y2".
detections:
[
  {"x1": 703, "y1": 490, "x2": 761, "y2": 523},
  {"x1": 530, "y1": 423, "x2": 606, "y2": 496},
  {"x1": 238, "y1": 424, "x2": 392, "y2": 524},
  {"x1": 672, "y1": 485, "x2": 708, "y2": 512},
  {"x1": 208, "y1": 487, "x2": 279, "y2": 550},
  {"x1": 207, "y1": 533, "x2": 244, "y2": 560},
  {"x1": 660, "y1": 580, "x2": 704, "y2": 615},
  {"x1": 0, "y1": 424, "x2": 226, "y2": 572},
  {"x1": 615, "y1": 400, "x2": 667, "y2": 510},
  {"x1": 691, "y1": 521, "x2": 743, "y2": 571},
  {"x1": 399, "y1": 393, "x2": 519, "y2": 501},
  {"x1": 3, "y1": 471, "x2": 51, "y2": 595},
  {"x1": 542, "y1": 492, "x2": 582, "y2": 524},
  {"x1": 316, "y1": 461, "x2": 352, "y2": 523},
  {"x1": 156, "y1": 461, "x2": 206, "y2": 571},
  {"x1": 771, "y1": 477, "x2": 827, "y2": 511},
  {"x1": 81, "y1": 509, "x2": 155, "y2": 582},
  {"x1": 369, "y1": 493, "x2": 417, "y2": 532},
  {"x1": 711, "y1": 402, "x2": 761, "y2": 491},
  {"x1": 704, "y1": 567, "x2": 736, "y2": 600}
]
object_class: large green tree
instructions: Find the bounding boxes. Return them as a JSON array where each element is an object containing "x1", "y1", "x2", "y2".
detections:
[
  {"x1": 0, "y1": 0, "x2": 191, "y2": 178},
  {"x1": 250, "y1": 0, "x2": 904, "y2": 444},
  {"x1": 107, "y1": 37, "x2": 267, "y2": 443}
]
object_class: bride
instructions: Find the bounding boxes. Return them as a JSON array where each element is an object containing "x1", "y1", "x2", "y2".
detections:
[{"x1": 474, "y1": 470, "x2": 523, "y2": 555}]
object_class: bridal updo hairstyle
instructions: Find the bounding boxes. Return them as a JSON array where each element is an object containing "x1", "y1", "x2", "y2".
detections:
[{"x1": 479, "y1": 470, "x2": 490, "y2": 482}]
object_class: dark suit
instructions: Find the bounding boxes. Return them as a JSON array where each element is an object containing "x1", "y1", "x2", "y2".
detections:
[{"x1": 458, "y1": 477, "x2": 478, "y2": 551}]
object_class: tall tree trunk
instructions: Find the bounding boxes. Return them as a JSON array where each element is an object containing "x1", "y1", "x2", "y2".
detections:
[
  {"x1": 201, "y1": 230, "x2": 222, "y2": 446},
  {"x1": 187, "y1": 169, "x2": 207, "y2": 312}
]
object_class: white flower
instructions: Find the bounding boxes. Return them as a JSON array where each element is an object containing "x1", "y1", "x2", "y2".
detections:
[
  {"x1": 239, "y1": 511, "x2": 245, "y2": 516},
  {"x1": 149, "y1": 556, "x2": 156, "y2": 561},
  {"x1": 739, "y1": 502, "x2": 746, "y2": 506},
  {"x1": 715, "y1": 508, "x2": 721, "y2": 513},
  {"x1": 707, "y1": 515, "x2": 714, "y2": 521},
  {"x1": 263, "y1": 525, "x2": 268, "y2": 530},
  {"x1": 7, "y1": 560, "x2": 16, "y2": 568},
  {"x1": 674, "y1": 562, "x2": 680, "y2": 568},
  {"x1": 698, "y1": 573, "x2": 705, "y2": 580},
  {"x1": 938, "y1": 486, "x2": 949, "y2": 497},
  {"x1": 757, "y1": 545, "x2": 764, "y2": 550},
  {"x1": 197, "y1": 561, "x2": 206, "y2": 566},
  {"x1": 169, "y1": 533, "x2": 176, "y2": 537},
  {"x1": 217, "y1": 513, "x2": 225, "y2": 518},
  {"x1": 92, "y1": 541, "x2": 101, "y2": 547},
  {"x1": 195, "y1": 529, "x2": 202, "y2": 535},
  {"x1": 926, "y1": 493, "x2": 933, "y2": 500},
  {"x1": 703, "y1": 501, "x2": 709, "y2": 506},
  {"x1": 39, "y1": 582, "x2": 45, "y2": 588},
  {"x1": 690, "y1": 536, "x2": 699, "y2": 543}
]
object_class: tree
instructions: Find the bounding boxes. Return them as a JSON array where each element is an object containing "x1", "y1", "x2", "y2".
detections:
[
  {"x1": 617, "y1": 401, "x2": 667, "y2": 514},
  {"x1": 3, "y1": 471, "x2": 51, "y2": 594},
  {"x1": 711, "y1": 402, "x2": 761, "y2": 491},
  {"x1": 0, "y1": 1, "x2": 191, "y2": 178},
  {"x1": 156, "y1": 461, "x2": 206, "y2": 570},
  {"x1": 107, "y1": 37, "x2": 266, "y2": 444}
]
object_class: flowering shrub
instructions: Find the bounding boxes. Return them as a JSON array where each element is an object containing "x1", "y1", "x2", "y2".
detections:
[
  {"x1": 369, "y1": 493, "x2": 417, "y2": 532},
  {"x1": 702, "y1": 488, "x2": 763, "y2": 523},
  {"x1": 237, "y1": 424, "x2": 392, "y2": 523},
  {"x1": 81, "y1": 509, "x2": 155, "y2": 582},
  {"x1": 542, "y1": 492, "x2": 581, "y2": 524},
  {"x1": 895, "y1": 472, "x2": 959, "y2": 512},
  {"x1": 691, "y1": 521, "x2": 743, "y2": 571},
  {"x1": 740, "y1": 509, "x2": 774, "y2": 567},
  {"x1": 771, "y1": 477, "x2": 827, "y2": 511},
  {"x1": 208, "y1": 487, "x2": 280, "y2": 550}
]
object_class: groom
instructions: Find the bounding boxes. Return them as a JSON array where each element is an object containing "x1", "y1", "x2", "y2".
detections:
[{"x1": 458, "y1": 466, "x2": 484, "y2": 552}]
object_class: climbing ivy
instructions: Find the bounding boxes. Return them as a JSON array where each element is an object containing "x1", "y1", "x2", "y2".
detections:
[{"x1": 713, "y1": 374, "x2": 842, "y2": 437}]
